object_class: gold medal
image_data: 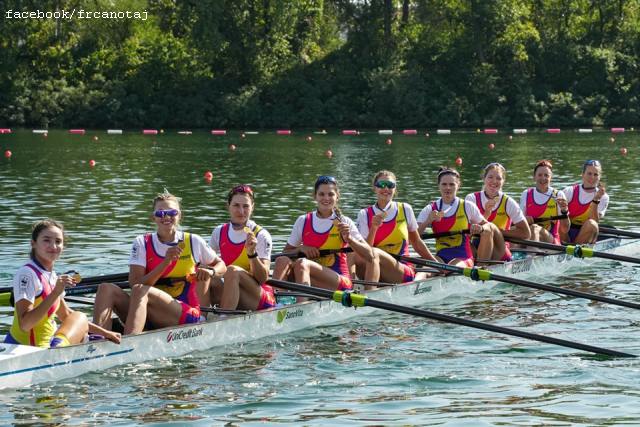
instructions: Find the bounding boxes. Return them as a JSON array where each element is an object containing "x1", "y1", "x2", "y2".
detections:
[
  {"x1": 600, "y1": 182, "x2": 606, "y2": 188},
  {"x1": 333, "y1": 219, "x2": 341, "y2": 226},
  {"x1": 177, "y1": 241, "x2": 186, "y2": 250},
  {"x1": 380, "y1": 211, "x2": 388, "y2": 219},
  {"x1": 72, "y1": 273, "x2": 82, "y2": 283},
  {"x1": 438, "y1": 211, "x2": 444, "y2": 217},
  {"x1": 243, "y1": 226, "x2": 252, "y2": 233}
]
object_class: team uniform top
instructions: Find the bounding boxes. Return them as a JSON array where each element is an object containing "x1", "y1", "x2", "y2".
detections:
[
  {"x1": 5, "y1": 259, "x2": 64, "y2": 347},
  {"x1": 465, "y1": 191, "x2": 526, "y2": 226},
  {"x1": 287, "y1": 211, "x2": 363, "y2": 278},
  {"x1": 519, "y1": 188, "x2": 567, "y2": 217},
  {"x1": 209, "y1": 219, "x2": 273, "y2": 264},
  {"x1": 356, "y1": 201, "x2": 418, "y2": 251},
  {"x1": 561, "y1": 185, "x2": 609, "y2": 225},
  {"x1": 129, "y1": 231, "x2": 218, "y2": 271}
]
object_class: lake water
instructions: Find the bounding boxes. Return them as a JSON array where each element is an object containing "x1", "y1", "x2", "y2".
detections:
[{"x1": 1, "y1": 128, "x2": 640, "y2": 425}]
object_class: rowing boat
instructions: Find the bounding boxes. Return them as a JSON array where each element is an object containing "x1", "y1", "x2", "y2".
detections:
[{"x1": 1, "y1": 235, "x2": 639, "y2": 389}]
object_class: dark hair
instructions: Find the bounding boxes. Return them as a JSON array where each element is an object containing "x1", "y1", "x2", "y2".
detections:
[
  {"x1": 533, "y1": 160, "x2": 553, "y2": 175},
  {"x1": 227, "y1": 186, "x2": 254, "y2": 204},
  {"x1": 437, "y1": 166, "x2": 461, "y2": 184},
  {"x1": 314, "y1": 175, "x2": 343, "y2": 218},
  {"x1": 30, "y1": 219, "x2": 65, "y2": 259}
]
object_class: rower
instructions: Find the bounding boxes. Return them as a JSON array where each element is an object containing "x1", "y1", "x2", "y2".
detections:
[
  {"x1": 519, "y1": 160, "x2": 570, "y2": 244},
  {"x1": 4, "y1": 219, "x2": 120, "y2": 347},
  {"x1": 272, "y1": 175, "x2": 373, "y2": 295},
  {"x1": 416, "y1": 166, "x2": 488, "y2": 269},
  {"x1": 206, "y1": 186, "x2": 276, "y2": 312},
  {"x1": 351, "y1": 170, "x2": 437, "y2": 286},
  {"x1": 465, "y1": 162, "x2": 530, "y2": 262},
  {"x1": 92, "y1": 190, "x2": 226, "y2": 335},
  {"x1": 561, "y1": 159, "x2": 609, "y2": 243}
]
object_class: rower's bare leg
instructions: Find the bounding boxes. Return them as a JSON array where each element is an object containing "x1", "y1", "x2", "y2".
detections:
[
  {"x1": 219, "y1": 265, "x2": 262, "y2": 310},
  {"x1": 574, "y1": 219, "x2": 599, "y2": 244},
  {"x1": 476, "y1": 223, "x2": 496, "y2": 263},
  {"x1": 208, "y1": 277, "x2": 224, "y2": 307},
  {"x1": 124, "y1": 286, "x2": 183, "y2": 334},
  {"x1": 56, "y1": 311, "x2": 90, "y2": 344},
  {"x1": 196, "y1": 276, "x2": 212, "y2": 310},
  {"x1": 292, "y1": 260, "x2": 342, "y2": 292},
  {"x1": 93, "y1": 282, "x2": 131, "y2": 331}
]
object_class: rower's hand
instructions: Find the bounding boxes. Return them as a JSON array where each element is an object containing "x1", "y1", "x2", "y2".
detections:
[
  {"x1": 427, "y1": 210, "x2": 441, "y2": 223},
  {"x1": 336, "y1": 222, "x2": 353, "y2": 244},
  {"x1": 470, "y1": 223, "x2": 484, "y2": 236},
  {"x1": 300, "y1": 245, "x2": 320, "y2": 259},
  {"x1": 54, "y1": 274, "x2": 77, "y2": 296},
  {"x1": 595, "y1": 185, "x2": 607, "y2": 200},
  {"x1": 164, "y1": 245, "x2": 182, "y2": 264},
  {"x1": 105, "y1": 330, "x2": 122, "y2": 344},
  {"x1": 245, "y1": 230, "x2": 257, "y2": 255},
  {"x1": 370, "y1": 213, "x2": 385, "y2": 229},
  {"x1": 484, "y1": 198, "x2": 498, "y2": 213},
  {"x1": 556, "y1": 197, "x2": 568, "y2": 214},
  {"x1": 194, "y1": 265, "x2": 214, "y2": 281},
  {"x1": 526, "y1": 215, "x2": 535, "y2": 225}
]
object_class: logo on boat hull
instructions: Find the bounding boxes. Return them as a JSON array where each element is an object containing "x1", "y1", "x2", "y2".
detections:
[
  {"x1": 507, "y1": 258, "x2": 533, "y2": 274},
  {"x1": 167, "y1": 327, "x2": 203, "y2": 342},
  {"x1": 277, "y1": 308, "x2": 304, "y2": 323},
  {"x1": 413, "y1": 283, "x2": 433, "y2": 295}
]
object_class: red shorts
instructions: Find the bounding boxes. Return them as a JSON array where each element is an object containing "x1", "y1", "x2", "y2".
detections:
[
  {"x1": 338, "y1": 275, "x2": 353, "y2": 291},
  {"x1": 401, "y1": 262, "x2": 415, "y2": 283},
  {"x1": 178, "y1": 300, "x2": 201, "y2": 325},
  {"x1": 257, "y1": 284, "x2": 277, "y2": 310},
  {"x1": 436, "y1": 255, "x2": 474, "y2": 268}
]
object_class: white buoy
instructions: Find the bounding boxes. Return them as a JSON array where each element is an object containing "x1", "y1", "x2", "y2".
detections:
[
  {"x1": 107, "y1": 130, "x2": 123, "y2": 134},
  {"x1": 378, "y1": 130, "x2": 393, "y2": 134},
  {"x1": 513, "y1": 129, "x2": 527, "y2": 134},
  {"x1": 437, "y1": 130, "x2": 451, "y2": 134},
  {"x1": 578, "y1": 129, "x2": 593, "y2": 133}
]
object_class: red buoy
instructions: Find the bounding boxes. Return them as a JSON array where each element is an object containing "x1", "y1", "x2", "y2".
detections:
[
  {"x1": 622, "y1": 148, "x2": 628, "y2": 153},
  {"x1": 43, "y1": 133, "x2": 47, "y2": 137},
  {"x1": 230, "y1": 145, "x2": 236, "y2": 150},
  {"x1": 610, "y1": 138, "x2": 614, "y2": 142},
  {"x1": 489, "y1": 144, "x2": 495, "y2": 149},
  {"x1": 5, "y1": 150, "x2": 11, "y2": 157},
  {"x1": 89, "y1": 160, "x2": 96, "y2": 166},
  {"x1": 307, "y1": 136, "x2": 312, "y2": 141},
  {"x1": 456, "y1": 157, "x2": 462, "y2": 164},
  {"x1": 94, "y1": 136, "x2": 98, "y2": 141},
  {"x1": 425, "y1": 133, "x2": 429, "y2": 137},
  {"x1": 327, "y1": 151, "x2": 332, "y2": 157},
  {"x1": 386, "y1": 139, "x2": 392, "y2": 145},
  {"x1": 508, "y1": 135, "x2": 513, "y2": 140},
  {"x1": 205, "y1": 171, "x2": 213, "y2": 179},
  {"x1": 241, "y1": 134, "x2": 245, "y2": 138}
]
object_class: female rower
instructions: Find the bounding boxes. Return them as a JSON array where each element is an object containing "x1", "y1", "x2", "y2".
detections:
[
  {"x1": 93, "y1": 190, "x2": 226, "y2": 335},
  {"x1": 272, "y1": 175, "x2": 374, "y2": 291},
  {"x1": 5, "y1": 219, "x2": 120, "y2": 348},
  {"x1": 416, "y1": 167, "x2": 489, "y2": 267},
  {"x1": 207, "y1": 186, "x2": 275, "y2": 311},
  {"x1": 464, "y1": 163, "x2": 530, "y2": 261},
  {"x1": 352, "y1": 170, "x2": 437, "y2": 283},
  {"x1": 519, "y1": 160, "x2": 570, "y2": 244},
  {"x1": 561, "y1": 159, "x2": 609, "y2": 243}
]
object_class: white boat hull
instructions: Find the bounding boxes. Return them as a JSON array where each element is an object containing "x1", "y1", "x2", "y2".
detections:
[{"x1": 1, "y1": 236, "x2": 637, "y2": 389}]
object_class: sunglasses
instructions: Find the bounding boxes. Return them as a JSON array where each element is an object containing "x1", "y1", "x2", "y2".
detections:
[
  {"x1": 536, "y1": 160, "x2": 553, "y2": 168},
  {"x1": 316, "y1": 175, "x2": 338, "y2": 185},
  {"x1": 153, "y1": 209, "x2": 180, "y2": 218},
  {"x1": 584, "y1": 159, "x2": 602, "y2": 167},
  {"x1": 228, "y1": 186, "x2": 254, "y2": 198},
  {"x1": 374, "y1": 180, "x2": 397, "y2": 189}
]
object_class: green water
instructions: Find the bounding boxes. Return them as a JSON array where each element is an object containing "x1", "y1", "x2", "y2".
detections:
[{"x1": 1, "y1": 128, "x2": 640, "y2": 425}]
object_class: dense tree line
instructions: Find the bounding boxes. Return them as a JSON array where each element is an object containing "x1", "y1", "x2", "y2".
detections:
[{"x1": 1, "y1": 0, "x2": 639, "y2": 129}]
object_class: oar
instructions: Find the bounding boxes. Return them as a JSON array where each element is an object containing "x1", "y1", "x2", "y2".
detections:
[
  {"x1": 420, "y1": 215, "x2": 568, "y2": 240},
  {"x1": 267, "y1": 279, "x2": 636, "y2": 358},
  {"x1": 387, "y1": 254, "x2": 640, "y2": 312},
  {"x1": 0, "y1": 272, "x2": 129, "y2": 295},
  {"x1": 271, "y1": 247, "x2": 352, "y2": 261},
  {"x1": 598, "y1": 226, "x2": 640, "y2": 239},
  {"x1": 505, "y1": 237, "x2": 640, "y2": 265}
]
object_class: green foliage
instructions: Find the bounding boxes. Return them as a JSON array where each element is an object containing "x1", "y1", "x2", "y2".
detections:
[{"x1": 1, "y1": 0, "x2": 640, "y2": 128}]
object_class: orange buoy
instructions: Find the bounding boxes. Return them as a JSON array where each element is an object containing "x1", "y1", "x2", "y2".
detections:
[
  {"x1": 205, "y1": 171, "x2": 213, "y2": 179},
  {"x1": 89, "y1": 160, "x2": 96, "y2": 166},
  {"x1": 456, "y1": 157, "x2": 462, "y2": 164}
]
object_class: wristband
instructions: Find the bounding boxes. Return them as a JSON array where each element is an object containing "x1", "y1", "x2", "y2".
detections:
[
  {"x1": 561, "y1": 210, "x2": 568, "y2": 215},
  {"x1": 248, "y1": 252, "x2": 258, "y2": 259},
  {"x1": 592, "y1": 200, "x2": 600, "y2": 205}
]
